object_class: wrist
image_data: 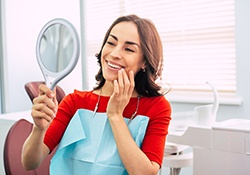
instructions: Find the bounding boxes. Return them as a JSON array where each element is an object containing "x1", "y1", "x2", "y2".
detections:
[
  {"x1": 107, "y1": 113, "x2": 123, "y2": 122},
  {"x1": 32, "y1": 125, "x2": 47, "y2": 136}
]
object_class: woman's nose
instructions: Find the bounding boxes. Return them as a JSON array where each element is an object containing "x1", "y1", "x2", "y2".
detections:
[{"x1": 110, "y1": 47, "x2": 122, "y2": 59}]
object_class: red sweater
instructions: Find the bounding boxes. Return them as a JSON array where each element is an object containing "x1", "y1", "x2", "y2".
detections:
[{"x1": 44, "y1": 90, "x2": 171, "y2": 166}]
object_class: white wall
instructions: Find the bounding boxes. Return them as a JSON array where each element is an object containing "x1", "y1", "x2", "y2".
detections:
[
  {"x1": 168, "y1": 0, "x2": 250, "y2": 123},
  {"x1": 1, "y1": 0, "x2": 82, "y2": 113}
]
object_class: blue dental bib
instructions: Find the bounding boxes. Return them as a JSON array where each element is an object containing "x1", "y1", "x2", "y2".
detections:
[{"x1": 50, "y1": 109, "x2": 149, "y2": 175}]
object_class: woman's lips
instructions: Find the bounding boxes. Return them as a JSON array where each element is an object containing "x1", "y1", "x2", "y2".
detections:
[{"x1": 107, "y1": 61, "x2": 124, "y2": 70}]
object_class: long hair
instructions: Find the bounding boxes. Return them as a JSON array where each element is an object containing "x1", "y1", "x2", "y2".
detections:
[{"x1": 94, "y1": 14, "x2": 164, "y2": 97}]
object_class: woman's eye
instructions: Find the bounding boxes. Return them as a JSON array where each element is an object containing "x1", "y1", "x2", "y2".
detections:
[
  {"x1": 125, "y1": 48, "x2": 135, "y2": 52},
  {"x1": 107, "y1": 41, "x2": 115, "y2": 46}
]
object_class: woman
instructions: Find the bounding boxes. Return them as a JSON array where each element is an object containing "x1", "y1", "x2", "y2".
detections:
[{"x1": 22, "y1": 14, "x2": 171, "y2": 175}]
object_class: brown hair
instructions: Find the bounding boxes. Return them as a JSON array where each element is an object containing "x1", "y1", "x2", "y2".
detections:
[{"x1": 94, "y1": 14, "x2": 164, "y2": 97}]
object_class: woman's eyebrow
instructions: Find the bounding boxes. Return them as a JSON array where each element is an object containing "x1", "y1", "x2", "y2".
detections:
[{"x1": 109, "y1": 34, "x2": 140, "y2": 48}]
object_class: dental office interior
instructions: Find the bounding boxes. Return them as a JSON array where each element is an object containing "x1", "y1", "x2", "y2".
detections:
[{"x1": 0, "y1": 0, "x2": 250, "y2": 175}]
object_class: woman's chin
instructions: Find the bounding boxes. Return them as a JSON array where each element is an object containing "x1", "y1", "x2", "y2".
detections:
[{"x1": 103, "y1": 74, "x2": 117, "y2": 82}]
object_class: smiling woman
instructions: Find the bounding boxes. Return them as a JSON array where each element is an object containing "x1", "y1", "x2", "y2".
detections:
[
  {"x1": 21, "y1": 14, "x2": 171, "y2": 175},
  {"x1": 83, "y1": 0, "x2": 237, "y2": 101}
]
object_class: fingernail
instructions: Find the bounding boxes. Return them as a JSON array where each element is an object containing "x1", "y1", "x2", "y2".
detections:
[{"x1": 49, "y1": 93, "x2": 54, "y2": 98}]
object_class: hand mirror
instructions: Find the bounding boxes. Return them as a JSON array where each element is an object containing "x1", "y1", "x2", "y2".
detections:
[{"x1": 36, "y1": 18, "x2": 80, "y2": 90}]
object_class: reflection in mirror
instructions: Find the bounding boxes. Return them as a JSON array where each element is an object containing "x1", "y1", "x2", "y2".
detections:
[{"x1": 40, "y1": 23, "x2": 73, "y2": 73}]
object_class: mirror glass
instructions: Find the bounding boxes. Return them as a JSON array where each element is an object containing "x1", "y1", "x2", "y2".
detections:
[
  {"x1": 36, "y1": 18, "x2": 80, "y2": 90},
  {"x1": 39, "y1": 23, "x2": 73, "y2": 72}
]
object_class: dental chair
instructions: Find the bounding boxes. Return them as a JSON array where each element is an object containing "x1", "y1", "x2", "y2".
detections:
[
  {"x1": 24, "y1": 81, "x2": 66, "y2": 104},
  {"x1": 3, "y1": 119, "x2": 57, "y2": 175}
]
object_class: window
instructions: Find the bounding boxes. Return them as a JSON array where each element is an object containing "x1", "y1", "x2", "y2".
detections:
[{"x1": 82, "y1": 0, "x2": 236, "y2": 103}]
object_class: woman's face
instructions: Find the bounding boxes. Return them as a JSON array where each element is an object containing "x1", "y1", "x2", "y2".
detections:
[{"x1": 101, "y1": 21, "x2": 145, "y2": 82}]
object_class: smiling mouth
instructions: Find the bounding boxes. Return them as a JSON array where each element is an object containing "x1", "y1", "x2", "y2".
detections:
[{"x1": 107, "y1": 61, "x2": 124, "y2": 70}]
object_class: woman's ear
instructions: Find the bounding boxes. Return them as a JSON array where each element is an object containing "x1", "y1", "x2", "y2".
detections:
[
  {"x1": 141, "y1": 62, "x2": 147, "y2": 70},
  {"x1": 141, "y1": 63, "x2": 147, "y2": 72}
]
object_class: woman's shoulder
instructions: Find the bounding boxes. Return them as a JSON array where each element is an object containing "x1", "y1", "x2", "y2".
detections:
[
  {"x1": 140, "y1": 95, "x2": 171, "y2": 115},
  {"x1": 141, "y1": 95, "x2": 170, "y2": 107}
]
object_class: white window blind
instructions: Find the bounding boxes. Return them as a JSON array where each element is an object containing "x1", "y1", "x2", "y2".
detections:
[{"x1": 83, "y1": 0, "x2": 236, "y2": 97}]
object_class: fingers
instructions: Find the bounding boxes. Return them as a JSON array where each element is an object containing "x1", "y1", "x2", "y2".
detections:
[
  {"x1": 33, "y1": 93, "x2": 56, "y2": 110},
  {"x1": 116, "y1": 69, "x2": 134, "y2": 96},
  {"x1": 32, "y1": 84, "x2": 58, "y2": 124},
  {"x1": 52, "y1": 88, "x2": 58, "y2": 112},
  {"x1": 113, "y1": 79, "x2": 119, "y2": 95},
  {"x1": 31, "y1": 104, "x2": 54, "y2": 122},
  {"x1": 38, "y1": 84, "x2": 54, "y2": 97},
  {"x1": 128, "y1": 70, "x2": 135, "y2": 94}
]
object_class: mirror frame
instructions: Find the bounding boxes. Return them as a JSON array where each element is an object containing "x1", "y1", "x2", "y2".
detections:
[{"x1": 36, "y1": 18, "x2": 80, "y2": 90}]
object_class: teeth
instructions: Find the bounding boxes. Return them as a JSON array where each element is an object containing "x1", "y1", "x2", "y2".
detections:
[{"x1": 108, "y1": 62, "x2": 122, "y2": 69}]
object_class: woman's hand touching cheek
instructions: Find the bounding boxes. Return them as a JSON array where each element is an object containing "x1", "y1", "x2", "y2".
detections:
[{"x1": 107, "y1": 69, "x2": 134, "y2": 120}]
